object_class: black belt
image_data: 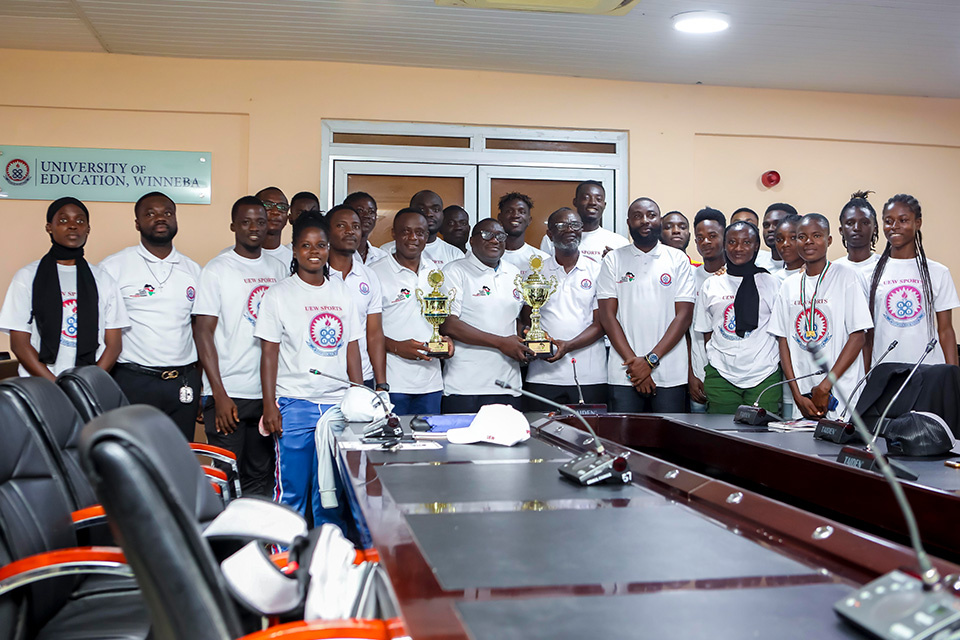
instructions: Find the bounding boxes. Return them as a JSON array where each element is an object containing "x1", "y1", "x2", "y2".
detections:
[{"x1": 117, "y1": 362, "x2": 196, "y2": 380}]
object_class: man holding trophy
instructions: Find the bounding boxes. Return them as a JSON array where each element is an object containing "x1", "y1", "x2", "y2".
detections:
[
  {"x1": 439, "y1": 219, "x2": 534, "y2": 413},
  {"x1": 370, "y1": 208, "x2": 454, "y2": 416}
]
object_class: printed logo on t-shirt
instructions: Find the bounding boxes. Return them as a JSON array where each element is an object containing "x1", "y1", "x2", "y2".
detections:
[
  {"x1": 130, "y1": 284, "x2": 156, "y2": 298},
  {"x1": 61, "y1": 297, "x2": 78, "y2": 347},
  {"x1": 718, "y1": 303, "x2": 747, "y2": 340},
  {"x1": 513, "y1": 288, "x2": 522, "y2": 301},
  {"x1": 617, "y1": 272, "x2": 635, "y2": 284},
  {"x1": 186, "y1": 286, "x2": 196, "y2": 302},
  {"x1": 473, "y1": 286, "x2": 492, "y2": 297},
  {"x1": 884, "y1": 285, "x2": 924, "y2": 328},
  {"x1": 580, "y1": 278, "x2": 592, "y2": 290},
  {"x1": 308, "y1": 312, "x2": 345, "y2": 356},
  {"x1": 793, "y1": 308, "x2": 831, "y2": 348},
  {"x1": 358, "y1": 282, "x2": 370, "y2": 295},
  {"x1": 244, "y1": 285, "x2": 270, "y2": 326},
  {"x1": 659, "y1": 273, "x2": 672, "y2": 287},
  {"x1": 391, "y1": 288, "x2": 411, "y2": 304}
]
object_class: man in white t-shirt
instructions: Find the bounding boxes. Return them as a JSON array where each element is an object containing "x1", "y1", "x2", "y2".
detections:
[
  {"x1": 370, "y1": 209, "x2": 454, "y2": 415},
  {"x1": 540, "y1": 181, "x2": 628, "y2": 261},
  {"x1": 193, "y1": 196, "x2": 287, "y2": 497},
  {"x1": 100, "y1": 192, "x2": 203, "y2": 441},
  {"x1": 381, "y1": 191, "x2": 464, "y2": 268},
  {"x1": 498, "y1": 191, "x2": 547, "y2": 280},
  {"x1": 440, "y1": 205, "x2": 470, "y2": 254},
  {"x1": 257, "y1": 186, "x2": 294, "y2": 268},
  {"x1": 0, "y1": 197, "x2": 128, "y2": 380},
  {"x1": 525, "y1": 208, "x2": 606, "y2": 409},
  {"x1": 688, "y1": 207, "x2": 728, "y2": 412},
  {"x1": 598, "y1": 197, "x2": 695, "y2": 413},
  {"x1": 344, "y1": 191, "x2": 388, "y2": 266},
  {"x1": 326, "y1": 204, "x2": 388, "y2": 391},
  {"x1": 759, "y1": 203, "x2": 797, "y2": 274},
  {"x1": 770, "y1": 215, "x2": 873, "y2": 420},
  {"x1": 440, "y1": 219, "x2": 533, "y2": 413}
]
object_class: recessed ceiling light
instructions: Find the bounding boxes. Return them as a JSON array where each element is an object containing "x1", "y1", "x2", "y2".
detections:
[{"x1": 672, "y1": 11, "x2": 730, "y2": 34}]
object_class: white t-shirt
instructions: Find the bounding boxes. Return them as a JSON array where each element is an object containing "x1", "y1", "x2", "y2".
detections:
[
  {"x1": 835, "y1": 253, "x2": 880, "y2": 282},
  {"x1": 693, "y1": 272, "x2": 780, "y2": 388},
  {"x1": 362, "y1": 241, "x2": 388, "y2": 266},
  {"x1": 502, "y1": 243, "x2": 549, "y2": 281},
  {"x1": 441, "y1": 252, "x2": 525, "y2": 396},
  {"x1": 775, "y1": 266, "x2": 803, "y2": 283},
  {"x1": 526, "y1": 253, "x2": 606, "y2": 386},
  {"x1": 597, "y1": 241, "x2": 696, "y2": 388},
  {"x1": 222, "y1": 243, "x2": 293, "y2": 274},
  {"x1": 540, "y1": 227, "x2": 629, "y2": 263},
  {"x1": 254, "y1": 274, "x2": 362, "y2": 404},
  {"x1": 689, "y1": 265, "x2": 714, "y2": 382},
  {"x1": 369, "y1": 254, "x2": 444, "y2": 395},
  {"x1": 193, "y1": 251, "x2": 287, "y2": 398},
  {"x1": 380, "y1": 237, "x2": 464, "y2": 269},
  {"x1": 0, "y1": 261, "x2": 129, "y2": 377},
  {"x1": 770, "y1": 264, "x2": 873, "y2": 418},
  {"x1": 99, "y1": 243, "x2": 202, "y2": 367},
  {"x1": 861, "y1": 257, "x2": 960, "y2": 366},
  {"x1": 328, "y1": 255, "x2": 383, "y2": 382}
]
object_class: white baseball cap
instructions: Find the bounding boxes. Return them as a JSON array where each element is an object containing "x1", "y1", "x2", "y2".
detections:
[
  {"x1": 446, "y1": 404, "x2": 531, "y2": 447},
  {"x1": 340, "y1": 387, "x2": 393, "y2": 422}
]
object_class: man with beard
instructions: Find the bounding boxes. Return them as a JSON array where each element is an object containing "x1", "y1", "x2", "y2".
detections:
[
  {"x1": 193, "y1": 196, "x2": 286, "y2": 496},
  {"x1": 100, "y1": 191, "x2": 203, "y2": 441},
  {"x1": 381, "y1": 190, "x2": 465, "y2": 268},
  {"x1": 498, "y1": 192, "x2": 547, "y2": 280},
  {"x1": 524, "y1": 208, "x2": 607, "y2": 409},
  {"x1": 440, "y1": 219, "x2": 533, "y2": 412},
  {"x1": 598, "y1": 197, "x2": 695, "y2": 413},
  {"x1": 440, "y1": 205, "x2": 470, "y2": 253},
  {"x1": 540, "y1": 181, "x2": 628, "y2": 261},
  {"x1": 344, "y1": 191, "x2": 388, "y2": 266},
  {"x1": 257, "y1": 186, "x2": 294, "y2": 268}
]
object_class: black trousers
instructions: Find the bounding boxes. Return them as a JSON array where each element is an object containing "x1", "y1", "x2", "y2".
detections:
[
  {"x1": 202, "y1": 396, "x2": 276, "y2": 498},
  {"x1": 441, "y1": 393, "x2": 522, "y2": 414},
  {"x1": 607, "y1": 384, "x2": 687, "y2": 413},
  {"x1": 522, "y1": 382, "x2": 608, "y2": 412},
  {"x1": 113, "y1": 363, "x2": 201, "y2": 442}
]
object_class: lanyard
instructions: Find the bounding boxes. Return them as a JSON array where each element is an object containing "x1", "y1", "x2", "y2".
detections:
[{"x1": 799, "y1": 261, "x2": 830, "y2": 342}]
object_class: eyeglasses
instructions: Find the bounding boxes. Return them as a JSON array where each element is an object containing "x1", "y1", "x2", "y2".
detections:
[
  {"x1": 551, "y1": 222, "x2": 584, "y2": 232},
  {"x1": 476, "y1": 230, "x2": 507, "y2": 242},
  {"x1": 262, "y1": 201, "x2": 290, "y2": 213}
]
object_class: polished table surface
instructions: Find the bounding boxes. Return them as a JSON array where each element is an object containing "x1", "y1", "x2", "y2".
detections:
[{"x1": 337, "y1": 413, "x2": 960, "y2": 640}]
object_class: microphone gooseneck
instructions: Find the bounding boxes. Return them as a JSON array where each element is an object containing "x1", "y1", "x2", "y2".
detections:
[
  {"x1": 868, "y1": 338, "x2": 937, "y2": 446},
  {"x1": 839, "y1": 340, "x2": 898, "y2": 420},
  {"x1": 495, "y1": 379, "x2": 603, "y2": 455},
  {"x1": 571, "y1": 358, "x2": 586, "y2": 405},
  {"x1": 752, "y1": 370, "x2": 824, "y2": 407}
]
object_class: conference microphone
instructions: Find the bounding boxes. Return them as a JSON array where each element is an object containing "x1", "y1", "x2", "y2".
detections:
[
  {"x1": 805, "y1": 344, "x2": 960, "y2": 640},
  {"x1": 308, "y1": 369, "x2": 403, "y2": 441},
  {"x1": 869, "y1": 338, "x2": 938, "y2": 446},
  {"x1": 571, "y1": 358, "x2": 586, "y2": 405},
  {"x1": 733, "y1": 371, "x2": 823, "y2": 425},
  {"x1": 495, "y1": 379, "x2": 630, "y2": 486},
  {"x1": 569, "y1": 358, "x2": 607, "y2": 415},
  {"x1": 814, "y1": 340, "x2": 898, "y2": 444}
]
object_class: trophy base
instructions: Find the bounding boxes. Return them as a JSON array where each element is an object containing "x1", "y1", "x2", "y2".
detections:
[
  {"x1": 525, "y1": 340, "x2": 556, "y2": 360},
  {"x1": 425, "y1": 341, "x2": 451, "y2": 359}
]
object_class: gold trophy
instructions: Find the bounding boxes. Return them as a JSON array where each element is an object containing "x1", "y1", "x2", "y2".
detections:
[
  {"x1": 416, "y1": 270, "x2": 456, "y2": 357},
  {"x1": 515, "y1": 255, "x2": 558, "y2": 359}
]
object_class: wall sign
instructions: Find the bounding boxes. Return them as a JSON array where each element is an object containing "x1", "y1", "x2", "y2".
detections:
[{"x1": 0, "y1": 145, "x2": 211, "y2": 204}]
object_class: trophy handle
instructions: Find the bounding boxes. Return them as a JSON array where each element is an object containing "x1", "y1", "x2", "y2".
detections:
[
  {"x1": 415, "y1": 288, "x2": 424, "y2": 303},
  {"x1": 548, "y1": 276, "x2": 558, "y2": 297},
  {"x1": 447, "y1": 287, "x2": 457, "y2": 304}
]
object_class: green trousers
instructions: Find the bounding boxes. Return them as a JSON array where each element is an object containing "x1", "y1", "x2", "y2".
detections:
[{"x1": 704, "y1": 364, "x2": 782, "y2": 415}]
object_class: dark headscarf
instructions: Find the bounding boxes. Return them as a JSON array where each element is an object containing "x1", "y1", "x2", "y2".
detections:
[
  {"x1": 724, "y1": 221, "x2": 767, "y2": 338},
  {"x1": 31, "y1": 197, "x2": 99, "y2": 365}
]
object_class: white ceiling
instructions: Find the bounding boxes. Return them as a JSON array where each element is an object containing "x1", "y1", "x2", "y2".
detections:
[{"x1": 2, "y1": 0, "x2": 959, "y2": 98}]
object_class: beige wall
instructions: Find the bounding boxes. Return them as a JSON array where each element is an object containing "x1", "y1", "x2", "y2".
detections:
[{"x1": 2, "y1": 47, "x2": 960, "y2": 352}]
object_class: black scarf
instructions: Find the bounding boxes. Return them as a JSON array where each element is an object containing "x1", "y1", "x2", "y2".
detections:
[
  {"x1": 726, "y1": 251, "x2": 767, "y2": 338},
  {"x1": 31, "y1": 241, "x2": 99, "y2": 367}
]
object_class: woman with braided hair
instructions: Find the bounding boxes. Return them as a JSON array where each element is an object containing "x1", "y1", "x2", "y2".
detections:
[
  {"x1": 864, "y1": 194, "x2": 959, "y2": 367},
  {"x1": 835, "y1": 190, "x2": 881, "y2": 279}
]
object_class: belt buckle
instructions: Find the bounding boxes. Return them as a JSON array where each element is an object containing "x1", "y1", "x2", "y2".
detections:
[{"x1": 161, "y1": 369, "x2": 179, "y2": 380}]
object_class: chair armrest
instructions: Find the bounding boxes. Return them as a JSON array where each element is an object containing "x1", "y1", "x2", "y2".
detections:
[
  {"x1": 71, "y1": 505, "x2": 107, "y2": 529},
  {"x1": 0, "y1": 547, "x2": 131, "y2": 597},
  {"x1": 190, "y1": 442, "x2": 237, "y2": 461},
  {"x1": 237, "y1": 619, "x2": 388, "y2": 640}
]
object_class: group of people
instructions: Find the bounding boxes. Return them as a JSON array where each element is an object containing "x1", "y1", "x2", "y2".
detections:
[{"x1": 2, "y1": 181, "x2": 957, "y2": 528}]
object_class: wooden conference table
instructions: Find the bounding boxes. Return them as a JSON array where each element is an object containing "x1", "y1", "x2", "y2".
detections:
[{"x1": 337, "y1": 413, "x2": 960, "y2": 640}]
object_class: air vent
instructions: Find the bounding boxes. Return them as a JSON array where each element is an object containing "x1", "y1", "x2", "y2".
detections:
[{"x1": 436, "y1": 0, "x2": 640, "y2": 16}]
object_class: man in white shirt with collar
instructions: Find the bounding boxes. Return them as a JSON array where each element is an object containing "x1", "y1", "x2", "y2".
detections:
[
  {"x1": 598, "y1": 197, "x2": 696, "y2": 413},
  {"x1": 257, "y1": 186, "x2": 294, "y2": 268},
  {"x1": 525, "y1": 208, "x2": 607, "y2": 409},
  {"x1": 498, "y1": 192, "x2": 547, "y2": 280},
  {"x1": 381, "y1": 190, "x2": 464, "y2": 268},
  {"x1": 325, "y1": 204, "x2": 388, "y2": 391},
  {"x1": 540, "y1": 181, "x2": 628, "y2": 261},
  {"x1": 344, "y1": 191, "x2": 388, "y2": 266},
  {"x1": 440, "y1": 219, "x2": 534, "y2": 413},
  {"x1": 100, "y1": 191, "x2": 203, "y2": 441},
  {"x1": 370, "y1": 209, "x2": 454, "y2": 415}
]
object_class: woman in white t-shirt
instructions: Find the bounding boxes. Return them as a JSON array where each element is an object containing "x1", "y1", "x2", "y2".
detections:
[
  {"x1": 254, "y1": 212, "x2": 363, "y2": 529},
  {"x1": 865, "y1": 194, "x2": 959, "y2": 367},
  {"x1": 694, "y1": 221, "x2": 781, "y2": 414}
]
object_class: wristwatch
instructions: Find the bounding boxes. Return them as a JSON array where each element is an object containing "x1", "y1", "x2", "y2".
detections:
[
  {"x1": 375, "y1": 383, "x2": 390, "y2": 392},
  {"x1": 644, "y1": 352, "x2": 660, "y2": 369}
]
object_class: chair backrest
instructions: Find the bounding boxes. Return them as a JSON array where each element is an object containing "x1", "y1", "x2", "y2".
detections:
[
  {"x1": 57, "y1": 365, "x2": 130, "y2": 423},
  {"x1": 0, "y1": 377, "x2": 98, "y2": 509},
  {"x1": 80, "y1": 405, "x2": 242, "y2": 640},
  {"x1": 0, "y1": 382, "x2": 81, "y2": 639}
]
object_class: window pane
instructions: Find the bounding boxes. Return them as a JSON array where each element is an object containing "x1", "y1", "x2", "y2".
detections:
[{"x1": 489, "y1": 178, "x2": 581, "y2": 247}]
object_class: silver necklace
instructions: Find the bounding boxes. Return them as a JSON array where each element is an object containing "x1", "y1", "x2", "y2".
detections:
[{"x1": 142, "y1": 255, "x2": 174, "y2": 290}]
